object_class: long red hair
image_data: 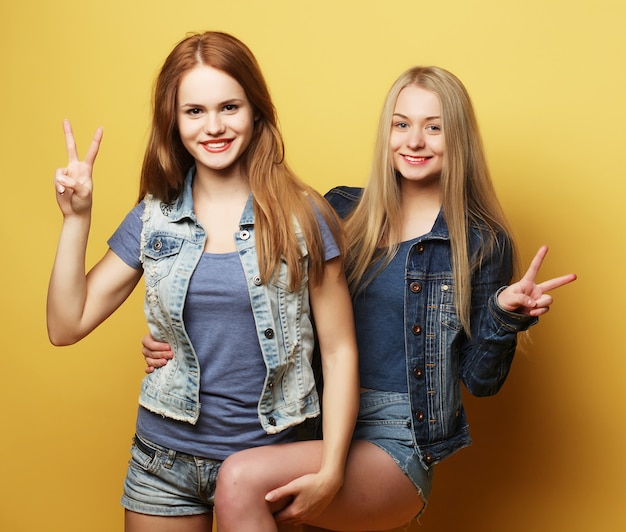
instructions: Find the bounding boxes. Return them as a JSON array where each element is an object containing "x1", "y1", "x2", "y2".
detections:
[{"x1": 139, "y1": 31, "x2": 343, "y2": 289}]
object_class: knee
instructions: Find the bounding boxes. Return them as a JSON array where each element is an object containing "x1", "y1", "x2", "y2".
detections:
[
  {"x1": 218, "y1": 453, "x2": 247, "y2": 488},
  {"x1": 215, "y1": 453, "x2": 261, "y2": 510}
]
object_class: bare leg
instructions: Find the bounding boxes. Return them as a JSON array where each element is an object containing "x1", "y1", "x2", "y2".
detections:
[
  {"x1": 215, "y1": 440, "x2": 423, "y2": 531},
  {"x1": 125, "y1": 510, "x2": 213, "y2": 532}
]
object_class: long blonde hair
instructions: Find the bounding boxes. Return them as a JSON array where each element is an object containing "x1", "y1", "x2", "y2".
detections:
[
  {"x1": 139, "y1": 31, "x2": 343, "y2": 289},
  {"x1": 344, "y1": 66, "x2": 515, "y2": 333}
]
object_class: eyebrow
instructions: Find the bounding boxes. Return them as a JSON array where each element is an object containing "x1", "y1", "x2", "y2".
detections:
[
  {"x1": 220, "y1": 98, "x2": 245, "y2": 106},
  {"x1": 179, "y1": 98, "x2": 245, "y2": 108},
  {"x1": 393, "y1": 112, "x2": 441, "y2": 121}
]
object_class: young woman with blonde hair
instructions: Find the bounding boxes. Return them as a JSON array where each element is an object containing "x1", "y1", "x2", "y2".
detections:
[
  {"x1": 143, "y1": 66, "x2": 576, "y2": 530},
  {"x1": 47, "y1": 31, "x2": 359, "y2": 532}
]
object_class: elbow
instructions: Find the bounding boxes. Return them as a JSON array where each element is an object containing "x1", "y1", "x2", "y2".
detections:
[
  {"x1": 46, "y1": 309, "x2": 84, "y2": 346},
  {"x1": 468, "y1": 386, "x2": 499, "y2": 398},
  {"x1": 47, "y1": 326, "x2": 80, "y2": 347},
  {"x1": 47, "y1": 334, "x2": 74, "y2": 347},
  {"x1": 48, "y1": 337, "x2": 73, "y2": 347},
  {"x1": 464, "y1": 378, "x2": 506, "y2": 398}
]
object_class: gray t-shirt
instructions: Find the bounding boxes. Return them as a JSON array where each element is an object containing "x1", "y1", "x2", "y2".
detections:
[{"x1": 108, "y1": 201, "x2": 339, "y2": 459}]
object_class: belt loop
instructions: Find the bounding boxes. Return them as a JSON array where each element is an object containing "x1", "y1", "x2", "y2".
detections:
[{"x1": 164, "y1": 448, "x2": 176, "y2": 469}]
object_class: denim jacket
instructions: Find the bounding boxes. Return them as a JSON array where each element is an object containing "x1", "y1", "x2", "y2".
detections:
[
  {"x1": 138, "y1": 168, "x2": 318, "y2": 434},
  {"x1": 325, "y1": 186, "x2": 537, "y2": 468}
]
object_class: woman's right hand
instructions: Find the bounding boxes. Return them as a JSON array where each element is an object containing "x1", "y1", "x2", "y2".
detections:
[
  {"x1": 142, "y1": 333, "x2": 173, "y2": 374},
  {"x1": 54, "y1": 119, "x2": 102, "y2": 217},
  {"x1": 496, "y1": 245, "x2": 576, "y2": 317}
]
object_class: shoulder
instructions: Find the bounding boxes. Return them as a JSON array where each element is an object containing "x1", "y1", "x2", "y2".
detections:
[
  {"x1": 324, "y1": 186, "x2": 364, "y2": 219},
  {"x1": 118, "y1": 201, "x2": 146, "y2": 230},
  {"x1": 467, "y1": 221, "x2": 514, "y2": 275},
  {"x1": 467, "y1": 214, "x2": 512, "y2": 247}
]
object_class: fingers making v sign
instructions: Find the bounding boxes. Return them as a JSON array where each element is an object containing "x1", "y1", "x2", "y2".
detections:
[
  {"x1": 54, "y1": 119, "x2": 103, "y2": 216},
  {"x1": 497, "y1": 245, "x2": 577, "y2": 317}
]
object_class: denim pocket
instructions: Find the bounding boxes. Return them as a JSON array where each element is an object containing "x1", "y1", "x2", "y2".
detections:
[
  {"x1": 143, "y1": 234, "x2": 185, "y2": 286},
  {"x1": 439, "y1": 282, "x2": 462, "y2": 332},
  {"x1": 130, "y1": 434, "x2": 157, "y2": 470}
]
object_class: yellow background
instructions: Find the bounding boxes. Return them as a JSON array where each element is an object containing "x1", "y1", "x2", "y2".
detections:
[{"x1": 1, "y1": 1, "x2": 624, "y2": 530}]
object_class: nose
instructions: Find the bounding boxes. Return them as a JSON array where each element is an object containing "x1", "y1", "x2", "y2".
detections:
[
  {"x1": 204, "y1": 112, "x2": 225, "y2": 136},
  {"x1": 406, "y1": 128, "x2": 425, "y2": 150}
]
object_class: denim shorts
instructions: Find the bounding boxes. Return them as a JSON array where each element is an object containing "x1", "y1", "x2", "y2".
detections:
[
  {"x1": 121, "y1": 434, "x2": 221, "y2": 516},
  {"x1": 353, "y1": 390, "x2": 434, "y2": 508}
]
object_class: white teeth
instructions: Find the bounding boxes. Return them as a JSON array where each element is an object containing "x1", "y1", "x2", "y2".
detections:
[
  {"x1": 405, "y1": 155, "x2": 427, "y2": 162},
  {"x1": 206, "y1": 141, "x2": 228, "y2": 149}
]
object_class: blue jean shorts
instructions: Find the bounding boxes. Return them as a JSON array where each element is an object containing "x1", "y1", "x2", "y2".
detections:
[
  {"x1": 353, "y1": 390, "x2": 434, "y2": 506},
  {"x1": 121, "y1": 434, "x2": 221, "y2": 516}
]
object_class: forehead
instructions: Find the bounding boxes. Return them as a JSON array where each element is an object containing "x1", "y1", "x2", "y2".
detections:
[
  {"x1": 177, "y1": 64, "x2": 247, "y2": 102},
  {"x1": 394, "y1": 85, "x2": 440, "y2": 116}
]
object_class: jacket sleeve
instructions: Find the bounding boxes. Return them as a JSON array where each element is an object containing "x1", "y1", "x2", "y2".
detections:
[{"x1": 459, "y1": 233, "x2": 538, "y2": 397}]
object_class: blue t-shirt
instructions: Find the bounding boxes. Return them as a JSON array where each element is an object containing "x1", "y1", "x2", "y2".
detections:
[
  {"x1": 108, "y1": 201, "x2": 339, "y2": 460},
  {"x1": 353, "y1": 239, "x2": 418, "y2": 392}
]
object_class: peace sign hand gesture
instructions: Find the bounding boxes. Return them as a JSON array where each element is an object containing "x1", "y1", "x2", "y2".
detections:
[
  {"x1": 54, "y1": 119, "x2": 103, "y2": 217},
  {"x1": 497, "y1": 245, "x2": 577, "y2": 317}
]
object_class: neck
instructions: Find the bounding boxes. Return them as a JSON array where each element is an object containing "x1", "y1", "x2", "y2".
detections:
[
  {"x1": 399, "y1": 180, "x2": 442, "y2": 241},
  {"x1": 192, "y1": 167, "x2": 251, "y2": 203},
  {"x1": 400, "y1": 177, "x2": 441, "y2": 206},
  {"x1": 191, "y1": 171, "x2": 251, "y2": 254}
]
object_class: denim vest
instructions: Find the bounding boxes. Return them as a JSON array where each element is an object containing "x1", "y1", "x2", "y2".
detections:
[
  {"x1": 138, "y1": 169, "x2": 319, "y2": 434},
  {"x1": 325, "y1": 186, "x2": 537, "y2": 468}
]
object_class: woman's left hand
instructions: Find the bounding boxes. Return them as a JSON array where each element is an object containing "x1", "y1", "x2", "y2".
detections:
[
  {"x1": 141, "y1": 333, "x2": 173, "y2": 374},
  {"x1": 497, "y1": 245, "x2": 577, "y2": 317},
  {"x1": 265, "y1": 471, "x2": 341, "y2": 526}
]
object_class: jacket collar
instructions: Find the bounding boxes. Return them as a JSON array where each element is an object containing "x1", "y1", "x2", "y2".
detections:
[
  {"x1": 426, "y1": 208, "x2": 450, "y2": 240},
  {"x1": 165, "y1": 166, "x2": 255, "y2": 226}
]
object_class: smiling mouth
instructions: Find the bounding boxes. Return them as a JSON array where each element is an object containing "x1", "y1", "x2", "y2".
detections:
[
  {"x1": 202, "y1": 139, "x2": 232, "y2": 152},
  {"x1": 403, "y1": 155, "x2": 431, "y2": 163}
]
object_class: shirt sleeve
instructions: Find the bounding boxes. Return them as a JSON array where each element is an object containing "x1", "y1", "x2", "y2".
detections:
[
  {"x1": 316, "y1": 208, "x2": 341, "y2": 262},
  {"x1": 107, "y1": 201, "x2": 145, "y2": 270}
]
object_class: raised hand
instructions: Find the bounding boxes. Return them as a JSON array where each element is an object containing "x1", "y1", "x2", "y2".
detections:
[
  {"x1": 54, "y1": 119, "x2": 103, "y2": 216},
  {"x1": 497, "y1": 245, "x2": 577, "y2": 317}
]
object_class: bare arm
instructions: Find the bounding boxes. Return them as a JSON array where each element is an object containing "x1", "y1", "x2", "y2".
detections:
[
  {"x1": 47, "y1": 120, "x2": 142, "y2": 345},
  {"x1": 266, "y1": 256, "x2": 360, "y2": 523}
]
